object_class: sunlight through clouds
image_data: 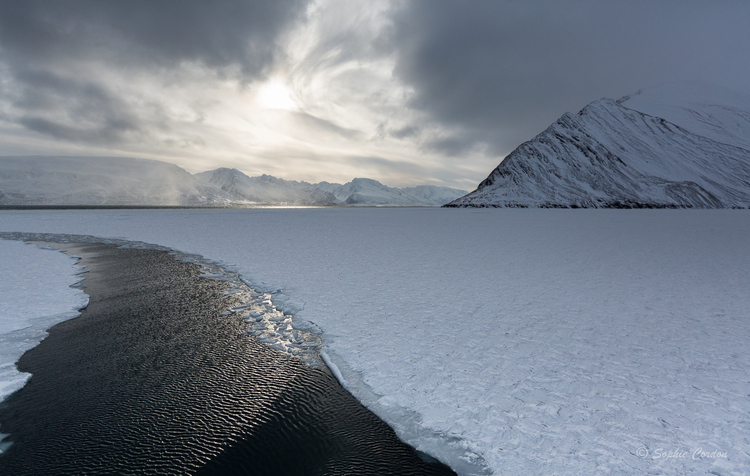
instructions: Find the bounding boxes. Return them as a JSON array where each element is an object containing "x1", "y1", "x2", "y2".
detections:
[
  {"x1": 255, "y1": 78, "x2": 298, "y2": 110},
  {"x1": 1, "y1": 1, "x2": 748, "y2": 190}
]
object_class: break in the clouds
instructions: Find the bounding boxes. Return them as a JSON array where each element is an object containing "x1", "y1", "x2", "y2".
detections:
[
  {"x1": 0, "y1": 0, "x2": 305, "y2": 150},
  {"x1": 1, "y1": 0, "x2": 749, "y2": 188}
]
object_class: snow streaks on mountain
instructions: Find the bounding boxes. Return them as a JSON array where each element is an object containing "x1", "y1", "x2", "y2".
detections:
[
  {"x1": 0, "y1": 158, "x2": 466, "y2": 207},
  {"x1": 448, "y1": 83, "x2": 750, "y2": 208}
]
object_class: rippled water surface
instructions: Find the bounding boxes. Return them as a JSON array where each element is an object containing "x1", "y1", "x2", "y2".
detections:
[{"x1": 0, "y1": 242, "x2": 455, "y2": 475}]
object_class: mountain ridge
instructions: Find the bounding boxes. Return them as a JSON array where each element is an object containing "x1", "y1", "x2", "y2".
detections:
[
  {"x1": 0, "y1": 157, "x2": 467, "y2": 207},
  {"x1": 447, "y1": 83, "x2": 750, "y2": 208},
  {"x1": 194, "y1": 168, "x2": 467, "y2": 207}
]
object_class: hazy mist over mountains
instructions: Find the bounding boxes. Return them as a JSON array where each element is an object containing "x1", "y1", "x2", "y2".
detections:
[{"x1": 0, "y1": 157, "x2": 467, "y2": 207}]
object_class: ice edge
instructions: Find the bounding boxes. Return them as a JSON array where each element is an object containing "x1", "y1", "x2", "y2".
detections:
[{"x1": 0, "y1": 231, "x2": 491, "y2": 475}]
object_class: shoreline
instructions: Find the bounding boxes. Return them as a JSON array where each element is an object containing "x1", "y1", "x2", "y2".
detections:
[{"x1": 0, "y1": 239, "x2": 455, "y2": 475}]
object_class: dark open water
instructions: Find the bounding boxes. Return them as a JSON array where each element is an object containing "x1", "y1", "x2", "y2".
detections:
[{"x1": 0, "y1": 242, "x2": 455, "y2": 475}]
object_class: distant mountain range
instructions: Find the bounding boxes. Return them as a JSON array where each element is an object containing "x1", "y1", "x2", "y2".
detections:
[
  {"x1": 0, "y1": 157, "x2": 466, "y2": 207},
  {"x1": 447, "y1": 82, "x2": 750, "y2": 208},
  {"x1": 6, "y1": 84, "x2": 746, "y2": 209}
]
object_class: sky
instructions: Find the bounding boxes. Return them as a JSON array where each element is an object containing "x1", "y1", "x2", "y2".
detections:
[{"x1": 1, "y1": 0, "x2": 749, "y2": 190}]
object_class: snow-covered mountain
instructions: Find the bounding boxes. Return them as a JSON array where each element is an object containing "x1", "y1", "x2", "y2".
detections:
[
  {"x1": 194, "y1": 168, "x2": 339, "y2": 206},
  {"x1": 618, "y1": 82, "x2": 750, "y2": 152},
  {"x1": 0, "y1": 157, "x2": 466, "y2": 207},
  {"x1": 315, "y1": 177, "x2": 467, "y2": 206},
  {"x1": 447, "y1": 83, "x2": 750, "y2": 208},
  {"x1": 196, "y1": 169, "x2": 466, "y2": 206},
  {"x1": 0, "y1": 156, "x2": 230, "y2": 206}
]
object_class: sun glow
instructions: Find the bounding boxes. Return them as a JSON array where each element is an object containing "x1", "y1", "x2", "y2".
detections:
[{"x1": 256, "y1": 78, "x2": 297, "y2": 110}]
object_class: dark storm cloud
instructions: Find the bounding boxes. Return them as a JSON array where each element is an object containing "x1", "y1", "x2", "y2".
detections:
[
  {"x1": 0, "y1": 0, "x2": 307, "y2": 74},
  {"x1": 18, "y1": 116, "x2": 137, "y2": 144},
  {"x1": 391, "y1": 0, "x2": 750, "y2": 156},
  {"x1": 9, "y1": 68, "x2": 143, "y2": 144},
  {"x1": 0, "y1": 0, "x2": 308, "y2": 145}
]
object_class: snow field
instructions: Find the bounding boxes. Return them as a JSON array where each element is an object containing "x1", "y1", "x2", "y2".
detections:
[{"x1": 0, "y1": 208, "x2": 748, "y2": 475}]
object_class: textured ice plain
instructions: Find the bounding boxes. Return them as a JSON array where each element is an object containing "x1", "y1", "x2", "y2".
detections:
[
  {"x1": 1, "y1": 208, "x2": 749, "y2": 475},
  {"x1": 0, "y1": 239, "x2": 88, "y2": 452}
]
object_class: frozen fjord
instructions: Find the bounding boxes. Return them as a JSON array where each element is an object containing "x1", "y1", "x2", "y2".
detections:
[{"x1": 0, "y1": 208, "x2": 749, "y2": 475}]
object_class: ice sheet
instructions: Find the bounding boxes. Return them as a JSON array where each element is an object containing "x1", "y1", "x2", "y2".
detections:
[
  {"x1": 1, "y1": 208, "x2": 749, "y2": 475},
  {"x1": 0, "y1": 239, "x2": 88, "y2": 451}
]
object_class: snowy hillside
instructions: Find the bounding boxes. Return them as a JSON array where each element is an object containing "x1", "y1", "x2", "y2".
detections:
[
  {"x1": 618, "y1": 82, "x2": 750, "y2": 152},
  {"x1": 448, "y1": 83, "x2": 750, "y2": 208},
  {"x1": 0, "y1": 156, "x2": 231, "y2": 206}
]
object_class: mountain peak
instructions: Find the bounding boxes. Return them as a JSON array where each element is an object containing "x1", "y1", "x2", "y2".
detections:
[
  {"x1": 0, "y1": 157, "x2": 468, "y2": 207},
  {"x1": 617, "y1": 81, "x2": 750, "y2": 152},
  {"x1": 447, "y1": 83, "x2": 750, "y2": 209},
  {"x1": 193, "y1": 169, "x2": 467, "y2": 207}
]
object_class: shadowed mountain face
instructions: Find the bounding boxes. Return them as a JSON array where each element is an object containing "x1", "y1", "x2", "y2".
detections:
[
  {"x1": 0, "y1": 158, "x2": 466, "y2": 207},
  {"x1": 447, "y1": 83, "x2": 750, "y2": 208}
]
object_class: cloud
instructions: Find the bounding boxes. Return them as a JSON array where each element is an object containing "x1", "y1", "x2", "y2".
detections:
[
  {"x1": 388, "y1": 125, "x2": 420, "y2": 140},
  {"x1": 0, "y1": 0, "x2": 309, "y2": 147},
  {"x1": 1, "y1": 0, "x2": 748, "y2": 190},
  {"x1": 9, "y1": 69, "x2": 143, "y2": 144},
  {"x1": 0, "y1": 0, "x2": 307, "y2": 75},
  {"x1": 289, "y1": 111, "x2": 365, "y2": 140},
  {"x1": 391, "y1": 0, "x2": 750, "y2": 156}
]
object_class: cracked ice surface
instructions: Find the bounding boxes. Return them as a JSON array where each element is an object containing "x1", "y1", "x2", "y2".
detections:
[{"x1": 1, "y1": 208, "x2": 749, "y2": 475}]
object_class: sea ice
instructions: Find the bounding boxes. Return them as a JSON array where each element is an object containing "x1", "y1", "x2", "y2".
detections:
[
  {"x1": 0, "y1": 240, "x2": 88, "y2": 404},
  {"x1": 0, "y1": 208, "x2": 748, "y2": 475},
  {"x1": 0, "y1": 239, "x2": 88, "y2": 452}
]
